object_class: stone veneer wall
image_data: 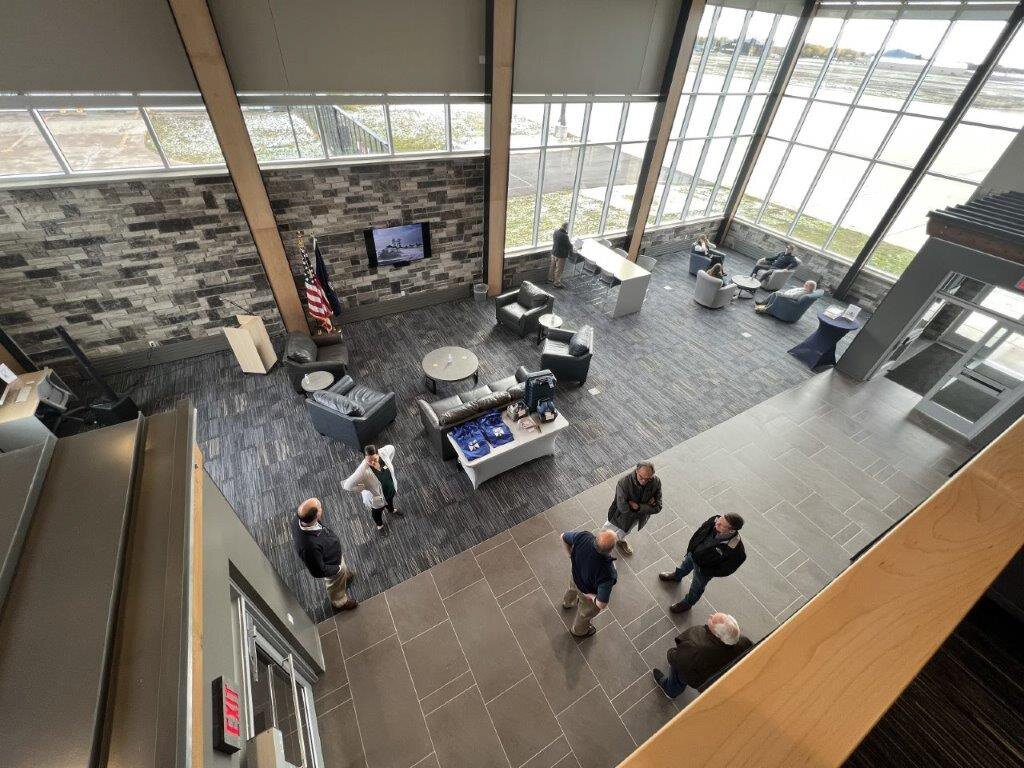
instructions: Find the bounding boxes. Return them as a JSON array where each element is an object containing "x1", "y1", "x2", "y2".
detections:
[
  {"x1": 0, "y1": 176, "x2": 277, "y2": 363},
  {"x1": 723, "y1": 219, "x2": 895, "y2": 312},
  {"x1": 262, "y1": 157, "x2": 485, "y2": 310}
]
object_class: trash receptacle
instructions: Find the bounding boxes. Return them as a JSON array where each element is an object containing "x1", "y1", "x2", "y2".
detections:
[{"x1": 473, "y1": 284, "x2": 488, "y2": 303}]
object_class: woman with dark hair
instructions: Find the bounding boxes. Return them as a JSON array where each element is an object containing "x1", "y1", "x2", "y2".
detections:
[{"x1": 342, "y1": 444, "x2": 403, "y2": 532}]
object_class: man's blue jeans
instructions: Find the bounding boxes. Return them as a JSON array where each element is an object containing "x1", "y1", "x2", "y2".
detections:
[
  {"x1": 657, "y1": 667, "x2": 688, "y2": 698},
  {"x1": 672, "y1": 553, "x2": 710, "y2": 607}
]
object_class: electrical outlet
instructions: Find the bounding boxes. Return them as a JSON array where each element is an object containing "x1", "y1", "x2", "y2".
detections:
[{"x1": 148, "y1": 341, "x2": 158, "y2": 348}]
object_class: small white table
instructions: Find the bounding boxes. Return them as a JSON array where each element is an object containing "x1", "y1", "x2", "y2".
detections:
[
  {"x1": 536, "y1": 313, "x2": 563, "y2": 344},
  {"x1": 301, "y1": 371, "x2": 335, "y2": 392},
  {"x1": 449, "y1": 412, "x2": 569, "y2": 489},
  {"x1": 731, "y1": 274, "x2": 761, "y2": 299}
]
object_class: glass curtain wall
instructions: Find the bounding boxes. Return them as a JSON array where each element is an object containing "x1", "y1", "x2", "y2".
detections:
[
  {"x1": 0, "y1": 95, "x2": 486, "y2": 184},
  {"x1": 738, "y1": 2, "x2": 1019, "y2": 279},
  {"x1": 649, "y1": 3, "x2": 798, "y2": 228},
  {"x1": 504, "y1": 98, "x2": 657, "y2": 251}
]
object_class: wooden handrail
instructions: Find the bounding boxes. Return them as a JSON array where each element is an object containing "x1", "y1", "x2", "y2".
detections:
[{"x1": 621, "y1": 415, "x2": 1024, "y2": 768}]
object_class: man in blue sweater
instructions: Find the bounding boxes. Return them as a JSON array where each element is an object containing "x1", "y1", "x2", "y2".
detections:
[{"x1": 562, "y1": 529, "x2": 618, "y2": 638}]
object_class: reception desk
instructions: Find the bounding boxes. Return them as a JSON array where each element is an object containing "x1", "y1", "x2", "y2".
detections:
[{"x1": 580, "y1": 239, "x2": 651, "y2": 318}]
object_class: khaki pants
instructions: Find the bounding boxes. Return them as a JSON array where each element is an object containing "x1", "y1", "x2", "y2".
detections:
[
  {"x1": 548, "y1": 255, "x2": 566, "y2": 285},
  {"x1": 563, "y1": 579, "x2": 602, "y2": 637},
  {"x1": 324, "y1": 560, "x2": 353, "y2": 607}
]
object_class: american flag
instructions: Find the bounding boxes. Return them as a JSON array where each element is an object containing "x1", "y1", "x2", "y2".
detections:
[{"x1": 299, "y1": 238, "x2": 333, "y2": 333}]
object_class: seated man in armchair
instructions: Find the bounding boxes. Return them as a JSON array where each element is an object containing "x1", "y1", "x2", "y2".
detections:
[
  {"x1": 755, "y1": 280, "x2": 817, "y2": 314},
  {"x1": 751, "y1": 243, "x2": 798, "y2": 279}
]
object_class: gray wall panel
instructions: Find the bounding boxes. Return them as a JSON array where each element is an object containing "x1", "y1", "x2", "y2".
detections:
[
  {"x1": 514, "y1": 0, "x2": 679, "y2": 94},
  {"x1": 0, "y1": 0, "x2": 196, "y2": 92},
  {"x1": 210, "y1": 0, "x2": 486, "y2": 93}
]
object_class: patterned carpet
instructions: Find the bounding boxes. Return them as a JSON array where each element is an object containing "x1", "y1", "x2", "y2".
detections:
[{"x1": 108, "y1": 251, "x2": 855, "y2": 621}]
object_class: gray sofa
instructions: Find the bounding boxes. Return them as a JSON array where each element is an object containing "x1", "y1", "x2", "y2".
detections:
[
  {"x1": 541, "y1": 326, "x2": 593, "y2": 385},
  {"x1": 694, "y1": 269, "x2": 739, "y2": 309},
  {"x1": 495, "y1": 281, "x2": 555, "y2": 337},
  {"x1": 416, "y1": 368, "x2": 528, "y2": 459},
  {"x1": 283, "y1": 331, "x2": 349, "y2": 393},
  {"x1": 306, "y1": 375, "x2": 397, "y2": 450}
]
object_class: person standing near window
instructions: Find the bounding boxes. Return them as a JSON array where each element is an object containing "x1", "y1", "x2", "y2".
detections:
[
  {"x1": 343, "y1": 444, "x2": 403, "y2": 532},
  {"x1": 549, "y1": 221, "x2": 572, "y2": 289}
]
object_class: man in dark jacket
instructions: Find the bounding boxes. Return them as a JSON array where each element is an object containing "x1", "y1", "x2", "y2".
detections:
[
  {"x1": 549, "y1": 221, "x2": 572, "y2": 288},
  {"x1": 751, "y1": 243, "x2": 798, "y2": 278},
  {"x1": 653, "y1": 612, "x2": 753, "y2": 698},
  {"x1": 660, "y1": 514, "x2": 745, "y2": 612},
  {"x1": 604, "y1": 462, "x2": 663, "y2": 557},
  {"x1": 292, "y1": 498, "x2": 358, "y2": 611},
  {"x1": 562, "y1": 529, "x2": 618, "y2": 638}
]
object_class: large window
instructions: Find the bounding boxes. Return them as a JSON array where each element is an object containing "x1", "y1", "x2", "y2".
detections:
[
  {"x1": 0, "y1": 94, "x2": 487, "y2": 185},
  {"x1": 504, "y1": 98, "x2": 656, "y2": 251},
  {"x1": 739, "y1": 3, "x2": 1019, "y2": 279},
  {"x1": 649, "y1": 4, "x2": 798, "y2": 228}
]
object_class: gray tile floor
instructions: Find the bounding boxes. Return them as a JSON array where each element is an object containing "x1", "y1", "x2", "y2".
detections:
[{"x1": 311, "y1": 371, "x2": 970, "y2": 768}]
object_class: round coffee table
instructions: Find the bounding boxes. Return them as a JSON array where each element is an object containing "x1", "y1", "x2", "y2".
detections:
[
  {"x1": 301, "y1": 370, "x2": 335, "y2": 393},
  {"x1": 537, "y1": 313, "x2": 563, "y2": 344},
  {"x1": 731, "y1": 274, "x2": 761, "y2": 299},
  {"x1": 422, "y1": 346, "x2": 479, "y2": 394}
]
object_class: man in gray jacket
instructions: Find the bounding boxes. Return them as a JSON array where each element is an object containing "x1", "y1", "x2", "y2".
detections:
[
  {"x1": 549, "y1": 221, "x2": 572, "y2": 289},
  {"x1": 603, "y1": 461, "x2": 663, "y2": 556},
  {"x1": 342, "y1": 444, "x2": 402, "y2": 532}
]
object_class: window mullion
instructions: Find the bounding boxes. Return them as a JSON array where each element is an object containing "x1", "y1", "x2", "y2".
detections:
[
  {"x1": 138, "y1": 108, "x2": 171, "y2": 169},
  {"x1": 383, "y1": 104, "x2": 395, "y2": 156},
  {"x1": 654, "y1": 139, "x2": 684, "y2": 225},
  {"x1": 532, "y1": 105, "x2": 550, "y2": 247},
  {"x1": 787, "y1": 11, "x2": 902, "y2": 239},
  {"x1": 822, "y1": 10, "x2": 962, "y2": 253},
  {"x1": 568, "y1": 103, "x2": 591, "y2": 236},
  {"x1": 755, "y1": 13, "x2": 849, "y2": 226},
  {"x1": 29, "y1": 109, "x2": 72, "y2": 175},
  {"x1": 599, "y1": 104, "x2": 630, "y2": 234}
]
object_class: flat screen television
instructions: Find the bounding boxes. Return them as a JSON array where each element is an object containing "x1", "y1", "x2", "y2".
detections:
[{"x1": 364, "y1": 222, "x2": 431, "y2": 268}]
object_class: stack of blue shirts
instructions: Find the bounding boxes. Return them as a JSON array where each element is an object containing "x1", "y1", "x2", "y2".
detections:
[{"x1": 450, "y1": 410, "x2": 515, "y2": 459}]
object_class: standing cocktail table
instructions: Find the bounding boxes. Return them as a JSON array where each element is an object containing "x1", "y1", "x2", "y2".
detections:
[
  {"x1": 788, "y1": 312, "x2": 862, "y2": 369},
  {"x1": 422, "y1": 346, "x2": 479, "y2": 394}
]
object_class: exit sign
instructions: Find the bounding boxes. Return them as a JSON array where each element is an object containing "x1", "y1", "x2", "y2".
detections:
[
  {"x1": 1017, "y1": 275, "x2": 1024, "y2": 291},
  {"x1": 213, "y1": 676, "x2": 242, "y2": 754}
]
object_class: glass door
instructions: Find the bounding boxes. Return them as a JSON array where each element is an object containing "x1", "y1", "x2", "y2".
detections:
[
  {"x1": 237, "y1": 592, "x2": 323, "y2": 768},
  {"x1": 916, "y1": 322, "x2": 1024, "y2": 440}
]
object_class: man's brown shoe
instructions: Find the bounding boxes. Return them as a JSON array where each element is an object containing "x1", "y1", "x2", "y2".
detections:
[
  {"x1": 617, "y1": 539, "x2": 633, "y2": 556},
  {"x1": 334, "y1": 598, "x2": 359, "y2": 611},
  {"x1": 658, "y1": 572, "x2": 681, "y2": 582}
]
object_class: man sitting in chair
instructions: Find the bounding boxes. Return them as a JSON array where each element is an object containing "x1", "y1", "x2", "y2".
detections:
[
  {"x1": 755, "y1": 280, "x2": 817, "y2": 314},
  {"x1": 750, "y1": 244, "x2": 798, "y2": 279}
]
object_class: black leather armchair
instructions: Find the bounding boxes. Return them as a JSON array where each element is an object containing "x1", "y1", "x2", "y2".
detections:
[
  {"x1": 495, "y1": 281, "x2": 554, "y2": 337},
  {"x1": 282, "y1": 331, "x2": 349, "y2": 393},
  {"x1": 306, "y1": 375, "x2": 397, "y2": 451},
  {"x1": 541, "y1": 327, "x2": 593, "y2": 385}
]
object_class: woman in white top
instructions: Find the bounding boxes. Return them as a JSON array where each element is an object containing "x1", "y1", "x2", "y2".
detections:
[
  {"x1": 342, "y1": 444, "x2": 402, "y2": 531},
  {"x1": 693, "y1": 235, "x2": 724, "y2": 269}
]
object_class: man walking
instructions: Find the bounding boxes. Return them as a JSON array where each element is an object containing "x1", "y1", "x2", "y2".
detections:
[
  {"x1": 562, "y1": 529, "x2": 618, "y2": 638},
  {"x1": 605, "y1": 462, "x2": 663, "y2": 557},
  {"x1": 653, "y1": 612, "x2": 752, "y2": 698},
  {"x1": 660, "y1": 514, "x2": 745, "y2": 612},
  {"x1": 291, "y1": 498, "x2": 358, "y2": 611},
  {"x1": 343, "y1": 444, "x2": 402, "y2": 532},
  {"x1": 549, "y1": 221, "x2": 572, "y2": 289}
]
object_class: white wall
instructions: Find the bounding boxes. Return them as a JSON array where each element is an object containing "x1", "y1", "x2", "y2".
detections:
[{"x1": 975, "y1": 126, "x2": 1024, "y2": 197}]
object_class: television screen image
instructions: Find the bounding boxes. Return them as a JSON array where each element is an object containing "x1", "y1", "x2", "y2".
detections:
[{"x1": 364, "y1": 222, "x2": 431, "y2": 268}]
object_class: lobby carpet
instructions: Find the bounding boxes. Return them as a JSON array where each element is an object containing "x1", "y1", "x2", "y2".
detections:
[{"x1": 110, "y1": 251, "x2": 862, "y2": 622}]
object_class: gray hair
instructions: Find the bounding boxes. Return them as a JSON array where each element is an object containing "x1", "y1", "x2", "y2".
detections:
[
  {"x1": 636, "y1": 461, "x2": 655, "y2": 474},
  {"x1": 804, "y1": 280, "x2": 817, "y2": 292},
  {"x1": 708, "y1": 613, "x2": 741, "y2": 645}
]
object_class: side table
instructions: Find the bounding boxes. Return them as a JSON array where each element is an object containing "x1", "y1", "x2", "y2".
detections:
[
  {"x1": 788, "y1": 312, "x2": 862, "y2": 369},
  {"x1": 301, "y1": 370, "x2": 335, "y2": 393},
  {"x1": 537, "y1": 313, "x2": 564, "y2": 344}
]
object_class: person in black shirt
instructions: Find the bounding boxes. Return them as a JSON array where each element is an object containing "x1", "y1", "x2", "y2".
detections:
[
  {"x1": 549, "y1": 221, "x2": 572, "y2": 289},
  {"x1": 561, "y1": 529, "x2": 618, "y2": 638},
  {"x1": 659, "y1": 514, "x2": 746, "y2": 612},
  {"x1": 292, "y1": 498, "x2": 358, "y2": 611}
]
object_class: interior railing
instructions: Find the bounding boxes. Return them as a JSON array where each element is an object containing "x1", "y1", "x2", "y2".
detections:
[{"x1": 620, "y1": 414, "x2": 1024, "y2": 767}]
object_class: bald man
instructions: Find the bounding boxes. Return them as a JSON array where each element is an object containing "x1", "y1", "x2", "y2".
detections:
[
  {"x1": 291, "y1": 498, "x2": 358, "y2": 611},
  {"x1": 561, "y1": 529, "x2": 619, "y2": 638}
]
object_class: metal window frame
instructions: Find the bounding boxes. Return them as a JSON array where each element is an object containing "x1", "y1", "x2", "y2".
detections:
[
  {"x1": 531, "y1": 103, "x2": 551, "y2": 246},
  {"x1": 784, "y1": 9, "x2": 903, "y2": 240},
  {"x1": 754, "y1": 11, "x2": 851, "y2": 228},
  {"x1": 597, "y1": 103, "x2": 631, "y2": 233},
  {"x1": 835, "y1": 1, "x2": 1024, "y2": 297},
  {"x1": 567, "y1": 102, "x2": 592, "y2": 238}
]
